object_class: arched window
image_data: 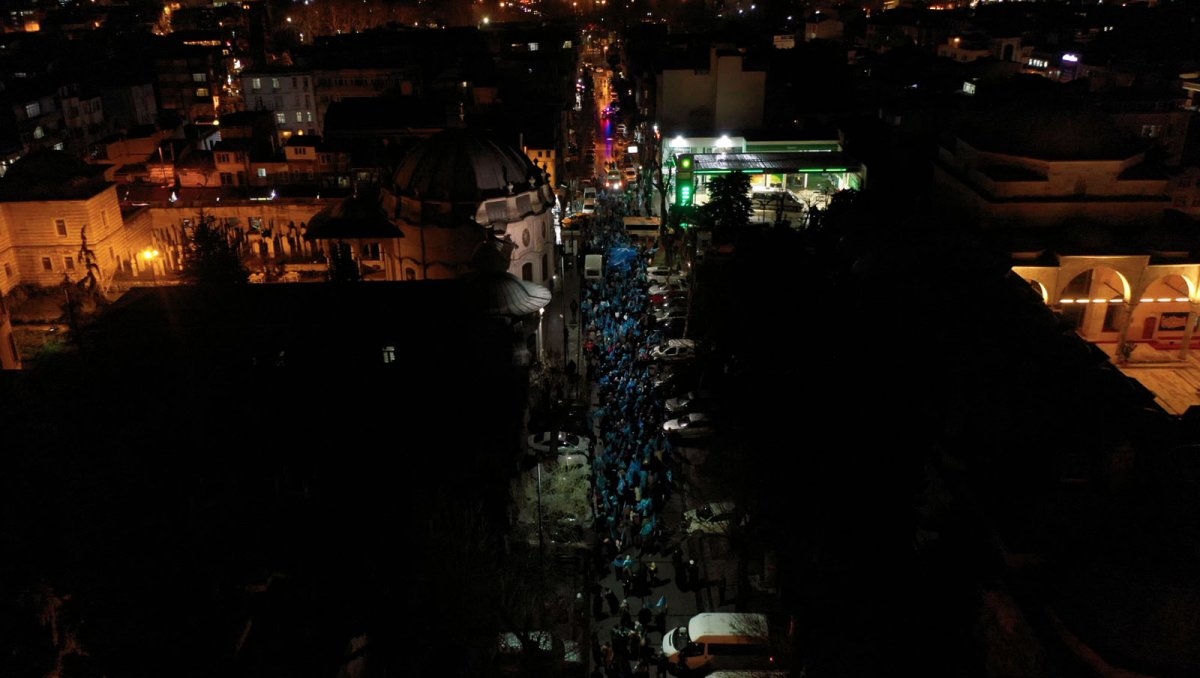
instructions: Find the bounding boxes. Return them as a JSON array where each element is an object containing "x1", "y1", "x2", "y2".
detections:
[{"x1": 522, "y1": 262, "x2": 534, "y2": 281}]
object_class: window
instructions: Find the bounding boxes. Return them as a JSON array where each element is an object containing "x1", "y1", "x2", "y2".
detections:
[
  {"x1": 41, "y1": 257, "x2": 52, "y2": 271},
  {"x1": 52, "y1": 143, "x2": 62, "y2": 151},
  {"x1": 101, "y1": 211, "x2": 107, "y2": 228},
  {"x1": 217, "y1": 153, "x2": 230, "y2": 163},
  {"x1": 192, "y1": 72, "x2": 207, "y2": 82},
  {"x1": 405, "y1": 268, "x2": 416, "y2": 281},
  {"x1": 32, "y1": 126, "x2": 43, "y2": 140},
  {"x1": 528, "y1": 42, "x2": 539, "y2": 51},
  {"x1": 64, "y1": 256, "x2": 75, "y2": 271},
  {"x1": 24, "y1": 102, "x2": 39, "y2": 117},
  {"x1": 257, "y1": 168, "x2": 267, "y2": 178},
  {"x1": 271, "y1": 77, "x2": 280, "y2": 90},
  {"x1": 196, "y1": 88, "x2": 210, "y2": 98},
  {"x1": 292, "y1": 77, "x2": 297, "y2": 88},
  {"x1": 361, "y1": 242, "x2": 381, "y2": 260},
  {"x1": 55, "y1": 219, "x2": 67, "y2": 237},
  {"x1": 295, "y1": 111, "x2": 303, "y2": 122},
  {"x1": 522, "y1": 262, "x2": 534, "y2": 281},
  {"x1": 382, "y1": 346, "x2": 396, "y2": 363},
  {"x1": 276, "y1": 112, "x2": 286, "y2": 124},
  {"x1": 305, "y1": 111, "x2": 313, "y2": 122},
  {"x1": 251, "y1": 77, "x2": 261, "y2": 91},
  {"x1": 305, "y1": 94, "x2": 311, "y2": 107},
  {"x1": 1141, "y1": 124, "x2": 1163, "y2": 139},
  {"x1": 3, "y1": 262, "x2": 11, "y2": 279}
]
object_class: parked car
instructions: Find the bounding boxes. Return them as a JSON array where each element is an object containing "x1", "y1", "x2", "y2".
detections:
[
  {"x1": 663, "y1": 412, "x2": 714, "y2": 439},
  {"x1": 649, "y1": 340, "x2": 696, "y2": 362},
  {"x1": 649, "y1": 279, "x2": 689, "y2": 296},
  {"x1": 647, "y1": 266, "x2": 679, "y2": 284},
  {"x1": 582, "y1": 198, "x2": 597, "y2": 214},
  {"x1": 582, "y1": 186, "x2": 597, "y2": 201},
  {"x1": 528, "y1": 431, "x2": 591, "y2": 465},
  {"x1": 682, "y1": 501, "x2": 739, "y2": 535},
  {"x1": 623, "y1": 167, "x2": 638, "y2": 183},
  {"x1": 653, "y1": 309, "x2": 688, "y2": 325},
  {"x1": 664, "y1": 391, "x2": 717, "y2": 414},
  {"x1": 658, "y1": 317, "x2": 688, "y2": 339}
]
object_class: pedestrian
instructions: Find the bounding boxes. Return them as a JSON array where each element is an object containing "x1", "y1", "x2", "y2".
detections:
[
  {"x1": 655, "y1": 651, "x2": 671, "y2": 678},
  {"x1": 592, "y1": 632, "x2": 604, "y2": 665},
  {"x1": 620, "y1": 599, "x2": 633, "y2": 629},
  {"x1": 602, "y1": 641, "x2": 614, "y2": 669},
  {"x1": 655, "y1": 599, "x2": 668, "y2": 637},
  {"x1": 671, "y1": 546, "x2": 684, "y2": 586},
  {"x1": 605, "y1": 587, "x2": 620, "y2": 616}
]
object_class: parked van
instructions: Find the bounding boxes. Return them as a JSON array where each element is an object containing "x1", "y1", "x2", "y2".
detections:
[
  {"x1": 662, "y1": 613, "x2": 773, "y2": 672},
  {"x1": 584, "y1": 254, "x2": 604, "y2": 280}
]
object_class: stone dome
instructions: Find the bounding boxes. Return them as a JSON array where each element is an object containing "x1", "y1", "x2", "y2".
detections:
[{"x1": 392, "y1": 128, "x2": 551, "y2": 203}]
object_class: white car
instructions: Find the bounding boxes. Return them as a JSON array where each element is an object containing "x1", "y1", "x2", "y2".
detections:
[
  {"x1": 649, "y1": 342, "x2": 696, "y2": 362},
  {"x1": 662, "y1": 412, "x2": 714, "y2": 439},
  {"x1": 682, "y1": 501, "x2": 739, "y2": 536},
  {"x1": 528, "y1": 431, "x2": 591, "y2": 465},
  {"x1": 647, "y1": 266, "x2": 680, "y2": 284},
  {"x1": 581, "y1": 198, "x2": 597, "y2": 214},
  {"x1": 664, "y1": 390, "x2": 716, "y2": 414}
]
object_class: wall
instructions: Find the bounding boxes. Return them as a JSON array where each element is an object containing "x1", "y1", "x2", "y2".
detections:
[
  {"x1": 657, "y1": 59, "x2": 717, "y2": 133},
  {"x1": 714, "y1": 54, "x2": 765, "y2": 132}
]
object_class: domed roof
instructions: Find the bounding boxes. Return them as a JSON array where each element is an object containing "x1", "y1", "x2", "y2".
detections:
[
  {"x1": 0, "y1": 149, "x2": 110, "y2": 201},
  {"x1": 460, "y1": 270, "x2": 552, "y2": 317},
  {"x1": 392, "y1": 128, "x2": 549, "y2": 203},
  {"x1": 305, "y1": 195, "x2": 404, "y2": 240}
]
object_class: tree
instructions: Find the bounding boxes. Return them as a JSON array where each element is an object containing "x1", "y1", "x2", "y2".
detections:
[
  {"x1": 327, "y1": 241, "x2": 360, "y2": 283},
  {"x1": 699, "y1": 171, "x2": 752, "y2": 245},
  {"x1": 181, "y1": 214, "x2": 250, "y2": 286}
]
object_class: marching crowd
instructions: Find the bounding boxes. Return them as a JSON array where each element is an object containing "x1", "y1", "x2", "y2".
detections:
[{"x1": 580, "y1": 191, "x2": 693, "y2": 678}]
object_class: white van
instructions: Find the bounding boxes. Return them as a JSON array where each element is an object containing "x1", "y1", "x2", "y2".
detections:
[
  {"x1": 662, "y1": 613, "x2": 773, "y2": 672},
  {"x1": 584, "y1": 254, "x2": 603, "y2": 280}
]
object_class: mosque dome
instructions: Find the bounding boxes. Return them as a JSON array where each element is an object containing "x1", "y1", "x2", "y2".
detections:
[{"x1": 392, "y1": 128, "x2": 552, "y2": 204}]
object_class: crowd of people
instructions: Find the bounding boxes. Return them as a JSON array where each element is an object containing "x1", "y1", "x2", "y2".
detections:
[{"x1": 580, "y1": 190, "x2": 686, "y2": 678}]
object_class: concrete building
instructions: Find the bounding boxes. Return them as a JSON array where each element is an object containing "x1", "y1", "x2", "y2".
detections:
[
  {"x1": 655, "y1": 47, "x2": 765, "y2": 135},
  {"x1": 0, "y1": 150, "x2": 146, "y2": 295},
  {"x1": 932, "y1": 108, "x2": 1171, "y2": 231},
  {"x1": 240, "y1": 68, "x2": 319, "y2": 143},
  {"x1": 154, "y1": 43, "x2": 223, "y2": 122}
]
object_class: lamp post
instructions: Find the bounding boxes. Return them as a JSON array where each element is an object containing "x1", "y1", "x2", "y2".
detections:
[{"x1": 141, "y1": 247, "x2": 161, "y2": 286}]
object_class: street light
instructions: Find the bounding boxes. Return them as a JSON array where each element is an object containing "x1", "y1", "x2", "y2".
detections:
[{"x1": 142, "y1": 247, "x2": 160, "y2": 286}]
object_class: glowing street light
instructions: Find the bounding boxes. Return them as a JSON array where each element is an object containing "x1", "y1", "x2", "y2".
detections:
[{"x1": 141, "y1": 247, "x2": 161, "y2": 286}]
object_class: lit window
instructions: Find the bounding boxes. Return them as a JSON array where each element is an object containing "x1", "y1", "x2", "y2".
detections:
[
  {"x1": 529, "y1": 42, "x2": 539, "y2": 51},
  {"x1": 55, "y1": 219, "x2": 67, "y2": 237},
  {"x1": 24, "y1": 102, "x2": 39, "y2": 117},
  {"x1": 32, "y1": 126, "x2": 43, "y2": 139},
  {"x1": 305, "y1": 111, "x2": 313, "y2": 122},
  {"x1": 271, "y1": 77, "x2": 280, "y2": 89},
  {"x1": 276, "y1": 112, "x2": 286, "y2": 124},
  {"x1": 196, "y1": 88, "x2": 209, "y2": 97},
  {"x1": 251, "y1": 77, "x2": 261, "y2": 90},
  {"x1": 295, "y1": 111, "x2": 303, "y2": 122},
  {"x1": 52, "y1": 143, "x2": 62, "y2": 151},
  {"x1": 257, "y1": 168, "x2": 267, "y2": 178},
  {"x1": 192, "y1": 72, "x2": 207, "y2": 82},
  {"x1": 383, "y1": 346, "x2": 396, "y2": 363}
]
